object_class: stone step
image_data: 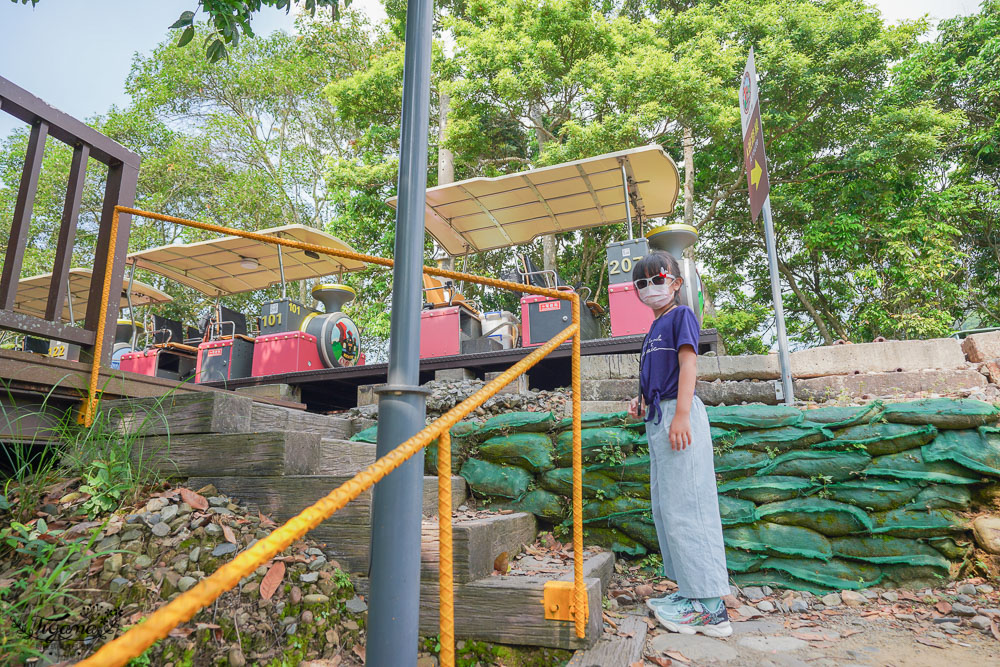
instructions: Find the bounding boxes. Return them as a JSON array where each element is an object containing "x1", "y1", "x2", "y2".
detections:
[
  {"x1": 421, "y1": 512, "x2": 537, "y2": 584},
  {"x1": 567, "y1": 614, "x2": 648, "y2": 666},
  {"x1": 250, "y1": 403, "x2": 357, "y2": 439},
  {"x1": 580, "y1": 379, "x2": 636, "y2": 402},
  {"x1": 135, "y1": 430, "x2": 325, "y2": 478},
  {"x1": 416, "y1": 548, "x2": 613, "y2": 650},
  {"x1": 313, "y1": 439, "x2": 377, "y2": 475},
  {"x1": 579, "y1": 400, "x2": 631, "y2": 415},
  {"x1": 107, "y1": 390, "x2": 364, "y2": 440},
  {"x1": 186, "y1": 474, "x2": 467, "y2": 573},
  {"x1": 105, "y1": 391, "x2": 252, "y2": 436}
]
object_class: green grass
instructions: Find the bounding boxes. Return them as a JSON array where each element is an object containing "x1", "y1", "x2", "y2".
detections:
[{"x1": 0, "y1": 377, "x2": 176, "y2": 660}]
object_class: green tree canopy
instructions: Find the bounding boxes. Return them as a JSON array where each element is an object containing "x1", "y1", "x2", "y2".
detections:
[{"x1": 3, "y1": 0, "x2": 997, "y2": 354}]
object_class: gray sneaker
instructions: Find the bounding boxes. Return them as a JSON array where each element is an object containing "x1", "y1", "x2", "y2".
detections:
[
  {"x1": 645, "y1": 591, "x2": 686, "y2": 612},
  {"x1": 652, "y1": 598, "x2": 733, "y2": 638}
]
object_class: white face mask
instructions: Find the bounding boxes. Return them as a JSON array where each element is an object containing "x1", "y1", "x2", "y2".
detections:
[{"x1": 637, "y1": 282, "x2": 676, "y2": 310}]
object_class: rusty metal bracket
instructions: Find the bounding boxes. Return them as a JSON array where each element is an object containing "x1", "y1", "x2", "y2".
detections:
[{"x1": 543, "y1": 580, "x2": 588, "y2": 623}]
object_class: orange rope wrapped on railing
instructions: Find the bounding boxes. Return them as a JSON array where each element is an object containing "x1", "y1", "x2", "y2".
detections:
[
  {"x1": 79, "y1": 321, "x2": 578, "y2": 666},
  {"x1": 437, "y1": 431, "x2": 456, "y2": 666},
  {"x1": 570, "y1": 297, "x2": 586, "y2": 637},
  {"x1": 77, "y1": 206, "x2": 590, "y2": 666}
]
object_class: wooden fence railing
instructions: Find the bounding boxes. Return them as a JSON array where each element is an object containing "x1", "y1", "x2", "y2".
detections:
[{"x1": 0, "y1": 75, "x2": 140, "y2": 364}]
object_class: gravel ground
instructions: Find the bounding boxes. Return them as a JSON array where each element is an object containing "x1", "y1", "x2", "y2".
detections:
[{"x1": 605, "y1": 567, "x2": 1000, "y2": 666}]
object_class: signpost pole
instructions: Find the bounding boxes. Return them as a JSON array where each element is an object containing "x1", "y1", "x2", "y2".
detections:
[
  {"x1": 760, "y1": 195, "x2": 794, "y2": 405},
  {"x1": 740, "y1": 47, "x2": 794, "y2": 405}
]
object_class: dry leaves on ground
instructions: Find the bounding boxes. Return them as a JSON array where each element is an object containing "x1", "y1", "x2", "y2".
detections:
[
  {"x1": 662, "y1": 650, "x2": 690, "y2": 663},
  {"x1": 645, "y1": 657, "x2": 673, "y2": 667},
  {"x1": 221, "y1": 523, "x2": 237, "y2": 544},
  {"x1": 260, "y1": 561, "x2": 285, "y2": 601},
  {"x1": 179, "y1": 487, "x2": 208, "y2": 510}
]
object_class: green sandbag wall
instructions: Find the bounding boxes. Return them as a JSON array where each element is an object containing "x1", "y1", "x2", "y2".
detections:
[{"x1": 434, "y1": 399, "x2": 1000, "y2": 592}]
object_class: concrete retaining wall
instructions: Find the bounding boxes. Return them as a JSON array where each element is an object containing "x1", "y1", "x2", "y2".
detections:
[
  {"x1": 789, "y1": 338, "x2": 965, "y2": 378},
  {"x1": 963, "y1": 331, "x2": 1000, "y2": 363},
  {"x1": 580, "y1": 335, "x2": 998, "y2": 406}
]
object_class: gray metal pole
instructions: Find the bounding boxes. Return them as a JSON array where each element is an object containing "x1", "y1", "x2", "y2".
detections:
[
  {"x1": 761, "y1": 195, "x2": 795, "y2": 405},
  {"x1": 619, "y1": 160, "x2": 633, "y2": 239},
  {"x1": 277, "y1": 245, "x2": 287, "y2": 299},
  {"x1": 367, "y1": 0, "x2": 434, "y2": 664}
]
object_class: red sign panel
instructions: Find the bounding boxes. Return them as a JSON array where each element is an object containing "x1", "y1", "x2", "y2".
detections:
[
  {"x1": 538, "y1": 301, "x2": 561, "y2": 312},
  {"x1": 742, "y1": 103, "x2": 770, "y2": 223}
]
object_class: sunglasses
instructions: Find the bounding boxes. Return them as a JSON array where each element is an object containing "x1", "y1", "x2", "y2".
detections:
[{"x1": 633, "y1": 272, "x2": 677, "y2": 290}]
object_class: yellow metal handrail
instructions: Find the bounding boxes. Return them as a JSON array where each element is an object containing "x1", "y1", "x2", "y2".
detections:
[{"x1": 77, "y1": 207, "x2": 587, "y2": 666}]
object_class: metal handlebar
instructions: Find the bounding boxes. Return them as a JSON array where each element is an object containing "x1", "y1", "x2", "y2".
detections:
[{"x1": 518, "y1": 268, "x2": 559, "y2": 290}]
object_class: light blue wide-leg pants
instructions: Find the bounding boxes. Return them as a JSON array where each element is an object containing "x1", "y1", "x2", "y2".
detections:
[{"x1": 646, "y1": 395, "x2": 730, "y2": 599}]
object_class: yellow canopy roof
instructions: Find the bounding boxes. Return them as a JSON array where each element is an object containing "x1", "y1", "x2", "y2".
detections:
[
  {"x1": 126, "y1": 224, "x2": 366, "y2": 297},
  {"x1": 388, "y1": 145, "x2": 680, "y2": 256},
  {"x1": 14, "y1": 268, "x2": 172, "y2": 322}
]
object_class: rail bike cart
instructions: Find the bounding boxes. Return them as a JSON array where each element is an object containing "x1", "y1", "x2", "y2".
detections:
[
  {"x1": 389, "y1": 144, "x2": 700, "y2": 353},
  {"x1": 11, "y1": 267, "x2": 172, "y2": 363},
  {"x1": 120, "y1": 224, "x2": 365, "y2": 383},
  {"x1": 419, "y1": 270, "x2": 490, "y2": 358}
]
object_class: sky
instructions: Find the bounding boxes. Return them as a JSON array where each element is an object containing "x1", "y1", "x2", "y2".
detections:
[{"x1": 0, "y1": 0, "x2": 982, "y2": 140}]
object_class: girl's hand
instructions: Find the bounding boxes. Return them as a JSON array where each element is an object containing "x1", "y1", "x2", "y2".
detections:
[
  {"x1": 628, "y1": 395, "x2": 645, "y2": 419},
  {"x1": 669, "y1": 413, "x2": 692, "y2": 450}
]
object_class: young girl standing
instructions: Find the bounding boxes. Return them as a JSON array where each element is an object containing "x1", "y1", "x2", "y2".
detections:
[{"x1": 627, "y1": 250, "x2": 732, "y2": 637}]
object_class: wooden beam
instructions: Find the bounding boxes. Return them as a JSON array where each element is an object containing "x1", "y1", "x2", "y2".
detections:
[
  {"x1": 567, "y1": 614, "x2": 647, "y2": 666},
  {"x1": 0, "y1": 76, "x2": 139, "y2": 168},
  {"x1": 0, "y1": 120, "x2": 48, "y2": 309},
  {"x1": 418, "y1": 574, "x2": 603, "y2": 650},
  {"x1": 249, "y1": 403, "x2": 354, "y2": 439},
  {"x1": 187, "y1": 475, "x2": 469, "y2": 574},
  {"x1": 0, "y1": 310, "x2": 95, "y2": 345},
  {"x1": 133, "y1": 431, "x2": 325, "y2": 478},
  {"x1": 421, "y1": 512, "x2": 537, "y2": 584},
  {"x1": 104, "y1": 391, "x2": 252, "y2": 436},
  {"x1": 46, "y1": 142, "x2": 89, "y2": 321},
  {"x1": 83, "y1": 161, "x2": 138, "y2": 365}
]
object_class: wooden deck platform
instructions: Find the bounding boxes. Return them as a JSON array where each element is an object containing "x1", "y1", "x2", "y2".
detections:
[
  {"x1": 0, "y1": 348, "x2": 303, "y2": 444},
  {"x1": 203, "y1": 330, "x2": 719, "y2": 411}
]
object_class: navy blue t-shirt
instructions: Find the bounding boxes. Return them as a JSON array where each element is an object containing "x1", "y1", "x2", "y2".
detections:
[{"x1": 639, "y1": 305, "x2": 700, "y2": 424}]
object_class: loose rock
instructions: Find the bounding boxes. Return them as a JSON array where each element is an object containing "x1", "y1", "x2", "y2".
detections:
[
  {"x1": 841, "y1": 590, "x2": 866, "y2": 607},
  {"x1": 212, "y1": 542, "x2": 238, "y2": 557},
  {"x1": 346, "y1": 596, "x2": 368, "y2": 614},
  {"x1": 971, "y1": 615, "x2": 992, "y2": 630},
  {"x1": 952, "y1": 602, "x2": 977, "y2": 617}
]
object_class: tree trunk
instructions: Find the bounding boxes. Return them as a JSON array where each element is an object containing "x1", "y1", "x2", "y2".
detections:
[
  {"x1": 777, "y1": 260, "x2": 834, "y2": 345},
  {"x1": 531, "y1": 105, "x2": 557, "y2": 276},
  {"x1": 683, "y1": 126, "x2": 694, "y2": 228},
  {"x1": 679, "y1": 126, "x2": 726, "y2": 351},
  {"x1": 438, "y1": 92, "x2": 456, "y2": 272}
]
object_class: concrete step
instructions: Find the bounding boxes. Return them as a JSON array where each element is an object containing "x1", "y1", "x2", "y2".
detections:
[
  {"x1": 250, "y1": 403, "x2": 357, "y2": 439},
  {"x1": 135, "y1": 430, "x2": 326, "y2": 478},
  {"x1": 106, "y1": 391, "x2": 252, "y2": 436},
  {"x1": 567, "y1": 614, "x2": 648, "y2": 666},
  {"x1": 421, "y1": 511, "x2": 537, "y2": 584},
  {"x1": 186, "y1": 473, "x2": 467, "y2": 573},
  {"x1": 579, "y1": 400, "x2": 631, "y2": 414},
  {"x1": 314, "y1": 438, "x2": 376, "y2": 475},
  {"x1": 416, "y1": 547, "x2": 613, "y2": 650},
  {"x1": 580, "y1": 378, "x2": 636, "y2": 402}
]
